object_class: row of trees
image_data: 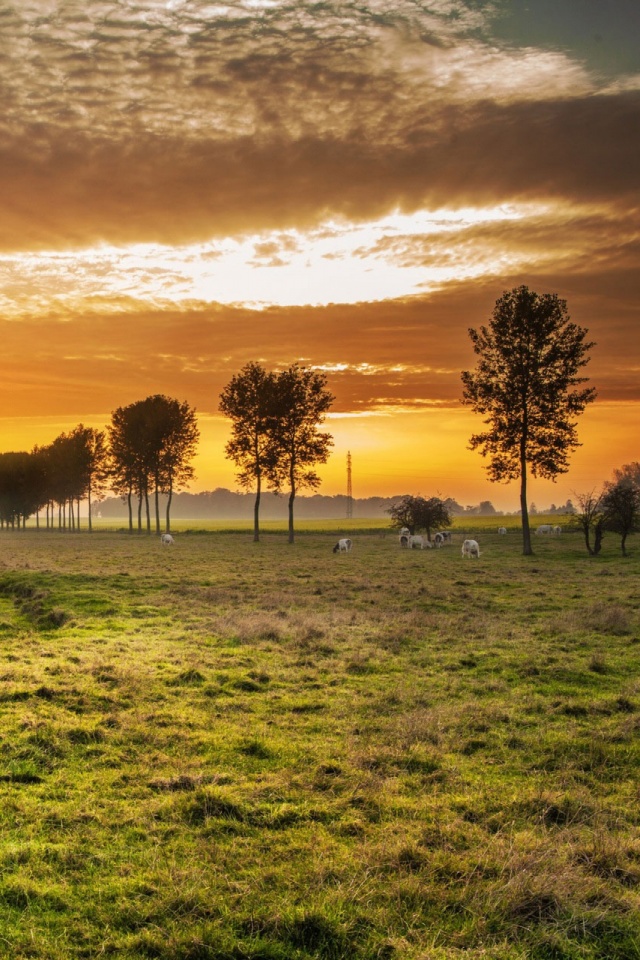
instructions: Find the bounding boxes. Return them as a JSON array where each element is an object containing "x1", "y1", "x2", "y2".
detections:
[
  {"x1": 0, "y1": 396, "x2": 199, "y2": 534},
  {"x1": 220, "y1": 363, "x2": 334, "y2": 542}
]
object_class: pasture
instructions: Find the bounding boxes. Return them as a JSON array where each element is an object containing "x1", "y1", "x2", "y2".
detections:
[{"x1": 0, "y1": 527, "x2": 638, "y2": 960}]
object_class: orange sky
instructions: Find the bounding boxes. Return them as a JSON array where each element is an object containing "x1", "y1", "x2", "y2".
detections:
[{"x1": 1, "y1": 1, "x2": 638, "y2": 512}]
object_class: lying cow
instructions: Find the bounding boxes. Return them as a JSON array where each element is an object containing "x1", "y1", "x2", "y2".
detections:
[
  {"x1": 536, "y1": 524, "x2": 553, "y2": 535},
  {"x1": 160, "y1": 533, "x2": 174, "y2": 546}
]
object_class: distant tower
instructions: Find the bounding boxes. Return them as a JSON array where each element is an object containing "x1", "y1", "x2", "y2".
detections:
[{"x1": 346, "y1": 451, "x2": 353, "y2": 519}]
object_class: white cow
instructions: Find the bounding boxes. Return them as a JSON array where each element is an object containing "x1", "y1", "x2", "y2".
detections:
[
  {"x1": 333, "y1": 538, "x2": 352, "y2": 553},
  {"x1": 434, "y1": 532, "x2": 444, "y2": 548},
  {"x1": 400, "y1": 534, "x2": 410, "y2": 548},
  {"x1": 553, "y1": 525, "x2": 562, "y2": 535},
  {"x1": 536, "y1": 524, "x2": 553, "y2": 535},
  {"x1": 409, "y1": 535, "x2": 424, "y2": 549},
  {"x1": 160, "y1": 533, "x2": 174, "y2": 546},
  {"x1": 498, "y1": 526, "x2": 507, "y2": 535},
  {"x1": 462, "y1": 539, "x2": 480, "y2": 558}
]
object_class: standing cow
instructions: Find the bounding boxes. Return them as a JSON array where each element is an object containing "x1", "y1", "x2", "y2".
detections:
[{"x1": 462, "y1": 539, "x2": 480, "y2": 558}]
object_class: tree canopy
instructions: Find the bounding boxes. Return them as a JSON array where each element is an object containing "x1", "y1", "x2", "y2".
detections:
[{"x1": 461, "y1": 285, "x2": 596, "y2": 555}]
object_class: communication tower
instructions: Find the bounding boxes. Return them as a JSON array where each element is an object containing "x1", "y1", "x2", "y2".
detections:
[{"x1": 346, "y1": 451, "x2": 353, "y2": 519}]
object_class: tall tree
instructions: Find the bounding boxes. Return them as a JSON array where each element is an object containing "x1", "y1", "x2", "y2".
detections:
[
  {"x1": 219, "y1": 363, "x2": 278, "y2": 542},
  {"x1": 154, "y1": 396, "x2": 199, "y2": 533},
  {"x1": 461, "y1": 286, "x2": 596, "y2": 556},
  {"x1": 269, "y1": 364, "x2": 334, "y2": 544},
  {"x1": 108, "y1": 403, "x2": 148, "y2": 533}
]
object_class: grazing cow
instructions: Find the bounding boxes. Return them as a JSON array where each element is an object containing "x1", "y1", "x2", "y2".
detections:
[
  {"x1": 333, "y1": 538, "x2": 352, "y2": 553},
  {"x1": 434, "y1": 532, "x2": 444, "y2": 548},
  {"x1": 160, "y1": 533, "x2": 174, "y2": 546},
  {"x1": 553, "y1": 525, "x2": 562, "y2": 535},
  {"x1": 462, "y1": 539, "x2": 480, "y2": 558},
  {"x1": 498, "y1": 526, "x2": 507, "y2": 535},
  {"x1": 535, "y1": 524, "x2": 553, "y2": 535},
  {"x1": 409, "y1": 535, "x2": 424, "y2": 549},
  {"x1": 400, "y1": 534, "x2": 410, "y2": 548}
]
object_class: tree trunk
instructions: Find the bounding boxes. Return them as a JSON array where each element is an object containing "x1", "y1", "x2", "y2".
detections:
[
  {"x1": 165, "y1": 476, "x2": 173, "y2": 533},
  {"x1": 137, "y1": 495, "x2": 143, "y2": 532},
  {"x1": 594, "y1": 521, "x2": 604, "y2": 555},
  {"x1": 154, "y1": 475, "x2": 161, "y2": 534},
  {"x1": 77, "y1": 498, "x2": 81, "y2": 531},
  {"x1": 36, "y1": 509, "x2": 40, "y2": 530},
  {"x1": 621, "y1": 532, "x2": 628, "y2": 557},
  {"x1": 69, "y1": 499, "x2": 75, "y2": 531},
  {"x1": 520, "y1": 431, "x2": 533, "y2": 556},
  {"x1": 145, "y1": 489, "x2": 151, "y2": 533},
  {"x1": 253, "y1": 474, "x2": 261, "y2": 543},
  {"x1": 127, "y1": 489, "x2": 133, "y2": 534},
  {"x1": 88, "y1": 484, "x2": 92, "y2": 533},
  {"x1": 288, "y1": 470, "x2": 296, "y2": 544}
]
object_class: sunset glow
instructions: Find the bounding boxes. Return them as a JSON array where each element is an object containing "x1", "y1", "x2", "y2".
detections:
[{"x1": 1, "y1": 0, "x2": 638, "y2": 511}]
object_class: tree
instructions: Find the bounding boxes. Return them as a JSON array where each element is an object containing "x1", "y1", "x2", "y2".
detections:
[
  {"x1": 108, "y1": 402, "x2": 149, "y2": 533},
  {"x1": 269, "y1": 364, "x2": 334, "y2": 543},
  {"x1": 219, "y1": 363, "x2": 278, "y2": 542},
  {"x1": 573, "y1": 489, "x2": 606, "y2": 556},
  {"x1": 108, "y1": 396, "x2": 199, "y2": 534},
  {"x1": 387, "y1": 494, "x2": 451, "y2": 540},
  {"x1": 461, "y1": 286, "x2": 596, "y2": 556},
  {"x1": 602, "y1": 478, "x2": 640, "y2": 556},
  {"x1": 613, "y1": 462, "x2": 640, "y2": 489}
]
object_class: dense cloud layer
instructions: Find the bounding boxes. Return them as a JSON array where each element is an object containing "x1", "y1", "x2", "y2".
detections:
[{"x1": 0, "y1": 0, "x2": 637, "y2": 248}]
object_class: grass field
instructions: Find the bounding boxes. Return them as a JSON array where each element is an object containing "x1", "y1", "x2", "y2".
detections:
[{"x1": 0, "y1": 526, "x2": 638, "y2": 959}]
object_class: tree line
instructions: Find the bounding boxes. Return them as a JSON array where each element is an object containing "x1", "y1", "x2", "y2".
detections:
[
  {"x1": 0, "y1": 395, "x2": 198, "y2": 534},
  {"x1": 0, "y1": 364, "x2": 334, "y2": 543}
]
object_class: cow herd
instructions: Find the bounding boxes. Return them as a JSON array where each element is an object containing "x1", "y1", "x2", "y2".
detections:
[{"x1": 161, "y1": 523, "x2": 563, "y2": 560}]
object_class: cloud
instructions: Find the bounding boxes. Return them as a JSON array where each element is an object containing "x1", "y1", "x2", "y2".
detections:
[
  {"x1": 1, "y1": 264, "x2": 637, "y2": 425},
  {"x1": 0, "y1": 1, "x2": 637, "y2": 250}
]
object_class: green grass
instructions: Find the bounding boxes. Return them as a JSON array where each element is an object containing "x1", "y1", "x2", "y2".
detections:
[{"x1": 0, "y1": 527, "x2": 638, "y2": 959}]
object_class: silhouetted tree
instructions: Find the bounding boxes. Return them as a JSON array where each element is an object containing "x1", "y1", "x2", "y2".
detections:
[
  {"x1": 269, "y1": 365, "x2": 334, "y2": 543},
  {"x1": 573, "y1": 490, "x2": 606, "y2": 555},
  {"x1": 461, "y1": 286, "x2": 596, "y2": 556},
  {"x1": 109, "y1": 403, "x2": 148, "y2": 533},
  {"x1": 0, "y1": 451, "x2": 46, "y2": 529},
  {"x1": 602, "y1": 478, "x2": 640, "y2": 556},
  {"x1": 387, "y1": 494, "x2": 451, "y2": 540},
  {"x1": 108, "y1": 396, "x2": 199, "y2": 534},
  {"x1": 219, "y1": 362, "x2": 278, "y2": 542}
]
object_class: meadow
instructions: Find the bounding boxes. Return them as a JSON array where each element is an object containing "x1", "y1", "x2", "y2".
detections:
[{"x1": 0, "y1": 523, "x2": 638, "y2": 960}]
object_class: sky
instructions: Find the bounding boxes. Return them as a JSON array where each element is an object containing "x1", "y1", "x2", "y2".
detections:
[{"x1": 1, "y1": 0, "x2": 638, "y2": 511}]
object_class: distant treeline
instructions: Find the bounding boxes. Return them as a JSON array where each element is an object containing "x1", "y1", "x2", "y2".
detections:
[
  {"x1": 94, "y1": 489, "x2": 400, "y2": 520},
  {"x1": 93, "y1": 490, "x2": 513, "y2": 520}
]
